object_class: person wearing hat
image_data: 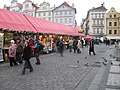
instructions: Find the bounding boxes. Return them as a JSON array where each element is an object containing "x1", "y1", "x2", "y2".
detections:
[
  {"x1": 8, "y1": 40, "x2": 18, "y2": 66},
  {"x1": 21, "y1": 40, "x2": 33, "y2": 75}
]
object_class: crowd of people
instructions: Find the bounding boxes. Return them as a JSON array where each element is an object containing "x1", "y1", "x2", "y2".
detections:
[
  {"x1": 8, "y1": 37, "x2": 119, "y2": 75},
  {"x1": 55, "y1": 37, "x2": 96, "y2": 57},
  {"x1": 8, "y1": 39, "x2": 44, "y2": 75}
]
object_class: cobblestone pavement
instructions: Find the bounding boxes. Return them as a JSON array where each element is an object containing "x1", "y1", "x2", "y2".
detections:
[{"x1": 0, "y1": 44, "x2": 111, "y2": 90}]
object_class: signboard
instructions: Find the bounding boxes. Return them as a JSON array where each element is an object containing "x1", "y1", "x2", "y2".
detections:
[{"x1": 0, "y1": 33, "x2": 4, "y2": 62}]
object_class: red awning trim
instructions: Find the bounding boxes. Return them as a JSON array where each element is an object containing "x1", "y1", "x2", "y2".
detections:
[
  {"x1": 0, "y1": 9, "x2": 37, "y2": 32},
  {"x1": 24, "y1": 14, "x2": 76, "y2": 35}
]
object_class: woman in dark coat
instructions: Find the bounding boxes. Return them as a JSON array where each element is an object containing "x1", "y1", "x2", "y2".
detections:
[
  {"x1": 21, "y1": 40, "x2": 33, "y2": 75},
  {"x1": 89, "y1": 39, "x2": 96, "y2": 55}
]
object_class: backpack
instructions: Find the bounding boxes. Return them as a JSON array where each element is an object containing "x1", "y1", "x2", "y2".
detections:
[
  {"x1": 38, "y1": 43, "x2": 44, "y2": 51},
  {"x1": 59, "y1": 41, "x2": 64, "y2": 47}
]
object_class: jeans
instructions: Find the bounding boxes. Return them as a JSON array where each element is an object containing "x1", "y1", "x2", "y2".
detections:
[
  {"x1": 69, "y1": 46, "x2": 72, "y2": 52},
  {"x1": 35, "y1": 52, "x2": 40, "y2": 64},
  {"x1": 59, "y1": 47, "x2": 63, "y2": 57}
]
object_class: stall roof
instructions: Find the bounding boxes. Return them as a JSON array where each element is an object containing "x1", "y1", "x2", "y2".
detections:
[
  {"x1": 70, "y1": 26, "x2": 85, "y2": 36},
  {"x1": 84, "y1": 35, "x2": 94, "y2": 39},
  {"x1": 106, "y1": 36, "x2": 120, "y2": 39},
  {"x1": 24, "y1": 14, "x2": 75, "y2": 35},
  {"x1": 0, "y1": 9, "x2": 37, "y2": 32}
]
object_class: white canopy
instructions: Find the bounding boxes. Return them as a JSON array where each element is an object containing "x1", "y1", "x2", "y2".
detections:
[{"x1": 106, "y1": 36, "x2": 120, "y2": 39}]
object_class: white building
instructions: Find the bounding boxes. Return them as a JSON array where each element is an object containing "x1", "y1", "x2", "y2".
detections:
[
  {"x1": 22, "y1": 0, "x2": 38, "y2": 17},
  {"x1": 53, "y1": 2, "x2": 77, "y2": 27},
  {"x1": 36, "y1": 1, "x2": 54, "y2": 21},
  {"x1": 84, "y1": 3, "x2": 107, "y2": 38},
  {"x1": 9, "y1": 0, "x2": 23, "y2": 12}
]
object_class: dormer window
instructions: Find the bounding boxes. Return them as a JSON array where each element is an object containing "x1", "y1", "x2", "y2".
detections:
[{"x1": 114, "y1": 14, "x2": 116, "y2": 17}]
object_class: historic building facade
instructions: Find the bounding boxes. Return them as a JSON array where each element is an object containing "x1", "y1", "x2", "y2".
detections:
[
  {"x1": 53, "y1": 2, "x2": 77, "y2": 27},
  {"x1": 8, "y1": 0, "x2": 23, "y2": 12},
  {"x1": 106, "y1": 7, "x2": 120, "y2": 39},
  {"x1": 22, "y1": 0, "x2": 38, "y2": 17},
  {"x1": 83, "y1": 3, "x2": 107, "y2": 38},
  {"x1": 36, "y1": 1, "x2": 54, "y2": 21},
  {"x1": 3, "y1": 1, "x2": 77, "y2": 26}
]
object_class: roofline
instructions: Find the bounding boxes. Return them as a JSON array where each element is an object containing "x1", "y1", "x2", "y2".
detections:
[{"x1": 53, "y1": 2, "x2": 76, "y2": 13}]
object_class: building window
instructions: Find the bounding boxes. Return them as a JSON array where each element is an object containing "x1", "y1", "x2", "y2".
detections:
[
  {"x1": 42, "y1": 6, "x2": 46, "y2": 10},
  {"x1": 69, "y1": 11, "x2": 72, "y2": 14},
  {"x1": 97, "y1": 20, "x2": 99, "y2": 25},
  {"x1": 110, "y1": 15, "x2": 112, "y2": 18},
  {"x1": 99, "y1": 13, "x2": 101, "y2": 18},
  {"x1": 100, "y1": 20, "x2": 103, "y2": 25},
  {"x1": 114, "y1": 14, "x2": 116, "y2": 17},
  {"x1": 102, "y1": 13, "x2": 104, "y2": 18},
  {"x1": 97, "y1": 29, "x2": 99, "y2": 34},
  {"x1": 109, "y1": 30, "x2": 112, "y2": 34},
  {"x1": 114, "y1": 22, "x2": 117, "y2": 26},
  {"x1": 65, "y1": 11, "x2": 67, "y2": 15},
  {"x1": 109, "y1": 22, "x2": 112, "y2": 26},
  {"x1": 65, "y1": 18, "x2": 67, "y2": 23},
  {"x1": 114, "y1": 30, "x2": 117, "y2": 34},
  {"x1": 56, "y1": 19, "x2": 58, "y2": 22},
  {"x1": 31, "y1": 13, "x2": 33, "y2": 16},
  {"x1": 60, "y1": 11, "x2": 62, "y2": 15},
  {"x1": 48, "y1": 12, "x2": 51, "y2": 16},
  {"x1": 100, "y1": 29, "x2": 103, "y2": 34},
  {"x1": 69, "y1": 18, "x2": 72, "y2": 23},
  {"x1": 60, "y1": 19, "x2": 62, "y2": 23},
  {"x1": 39, "y1": 12, "x2": 41, "y2": 16},
  {"x1": 95, "y1": 13, "x2": 97, "y2": 18},
  {"x1": 43, "y1": 12, "x2": 46, "y2": 16},
  {"x1": 48, "y1": 17, "x2": 51, "y2": 21},
  {"x1": 93, "y1": 29, "x2": 95, "y2": 34},
  {"x1": 56, "y1": 12, "x2": 58, "y2": 15},
  {"x1": 25, "y1": 4, "x2": 29, "y2": 8},
  {"x1": 93, "y1": 20, "x2": 95, "y2": 25}
]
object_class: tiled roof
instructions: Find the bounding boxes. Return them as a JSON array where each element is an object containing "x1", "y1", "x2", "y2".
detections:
[
  {"x1": 23, "y1": 0, "x2": 32, "y2": 3},
  {"x1": 90, "y1": 6, "x2": 107, "y2": 11}
]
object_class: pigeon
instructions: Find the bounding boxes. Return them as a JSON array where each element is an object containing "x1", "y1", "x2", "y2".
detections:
[
  {"x1": 85, "y1": 63, "x2": 89, "y2": 66},
  {"x1": 109, "y1": 54, "x2": 112, "y2": 57},
  {"x1": 104, "y1": 58, "x2": 107, "y2": 62},
  {"x1": 77, "y1": 61, "x2": 79, "y2": 63},
  {"x1": 102, "y1": 62, "x2": 107, "y2": 65},
  {"x1": 85, "y1": 56, "x2": 87, "y2": 59}
]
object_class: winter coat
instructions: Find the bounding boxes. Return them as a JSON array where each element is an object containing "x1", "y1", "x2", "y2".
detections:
[
  {"x1": 73, "y1": 40, "x2": 78, "y2": 49},
  {"x1": 77, "y1": 40, "x2": 81, "y2": 49},
  {"x1": 16, "y1": 44, "x2": 23, "y2": 54},
  {"x1": 89, "y1": 40, "x2": 94, "y2": 51},
  {"x1": 23, "y1": 45, "x2": 32, "y2": 60},
  {"x1": 8, "y1": 44, "x2": 17, "y2": 58}
]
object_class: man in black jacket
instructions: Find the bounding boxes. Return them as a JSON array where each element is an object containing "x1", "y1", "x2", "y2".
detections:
[{"x1": 21, "y1": 40, "x2": 33, "y2": 75}]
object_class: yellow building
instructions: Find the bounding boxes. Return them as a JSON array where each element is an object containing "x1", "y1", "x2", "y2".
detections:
[{"x1": 106, "y1": 7, "x2": 120, "y2": 39}]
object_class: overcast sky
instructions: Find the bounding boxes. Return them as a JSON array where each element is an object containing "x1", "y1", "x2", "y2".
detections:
[{"x1": 0, "y1": 0, "x2": 120, "y2": 25}]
